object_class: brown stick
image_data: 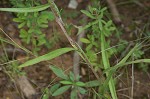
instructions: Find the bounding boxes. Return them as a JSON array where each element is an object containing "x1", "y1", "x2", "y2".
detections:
[
  {"x1": 106, "y1": 0, "x2": 121, "y2": 24},
  {"x1": 73, "y1": 15, "x2": 87, "y2": 80},
  {"x1": 106, "y1": 0, "x2": 131, "y2": 33},
  {"x1": 16, "y1": 76, "x2": 37, "y2": 99},
  {"x1": 73, "y1": 26, "x2": 85, "y2": 79}
]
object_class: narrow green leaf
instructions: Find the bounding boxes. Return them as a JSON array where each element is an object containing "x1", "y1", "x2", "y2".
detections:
[
  {"x1": 19, "y1": 48, "x2": 74, "y2": 68},
  {"x1": 104, "y1": 59, "x2": 150, "y2": 73},
  {"x1": 41, "y1": 11, "x2": 55, "y2": 21},
  {"x1": 100, "y1": 7, "x2": 107, "y2": 13},
  {"x1": 60, "y1": 80, "x2": 73, "y2": 85},
  {"x1": 18, "y1": 21, "x2": 26, "y2": 28},
  {"x1": 105, "y1": 20, "x2": 113, "y2": 27},
  {"x1": 85, "y1": 80, "x2": 100, "y2": 87},
  {"x1": 20, "y1": 29, "x2": 27, "y2": 38},
  {"x1": 42, "y1": 94, "x2": 49, "y2": 99},
  {"x1": 100, "y1": 31, "x2": 117, "y2": 99},
  {"x1": 109, "y1": 27, "x2": 116, "y2": 31},
  {"x1": 39, "y1": 24, "x2": 48, "y2": 28},
  {"x1": 0, "y1": 4, "x2": 50, "y2": 13},
  {"x1": 28, "y1": 28, "x2": 34, "y2": 33},
  {"x1": 49, "y1": 66, "x2": 68, "y2": 79},
  {"x1": 78, "y1": 87, "x2": 87, "y2": 94},
  {"x1": 118, "y1": 44, "x2": 139, "y2": 65},
  {"x1": 27, "y1": 19, "x2": 32, "y2": 27},
  {"x1": 52, "y1": 85, "x2": 71, "y2": 96},
  {"x1": 42, "y1": 88, "x2": 50, "y2": 99},
  {"x1": 50, "y1": 83, "x2": 61, "y2": 94},
  {"x1": 69, "y1": 72, "x2": 75, "y2": 81},
  {"x1": 76, "y1": 20, "x2": 98, "y2": 34},
  {"x1": 75, "y1": 82, "x2": 85, "y2": 87},
  {"x1": 71, "y1": 89, "x2": 77, "y2": 99},
  {"x1": 81, "y1": 10, "x2": 95, "y2": 19},
  {"x1": 80, "y1": 38, "x2": 90, "y2": 43},
  {"x1": 13, "y1": 18, "x2": 24, "y2": 22}
]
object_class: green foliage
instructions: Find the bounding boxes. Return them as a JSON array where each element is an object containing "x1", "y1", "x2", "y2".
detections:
[
  {"x1": 0, "y1": 40, "x2": 24, "y2": 77},
  {"x1": 46, "y1": 65, "x2": 89, "y2": 98},
  {"x1": 138, "y1": 62, "x2": 149, "y2": 72},
  {"x1": 133, "y1": 46, "x2": 144, "y2": 59},
  {"x1": 46, "y1": 65, "x2": 106, "y2": 98},
  {"x1": 80, "y1": 5, "x2": 120, "y2": 71},
  {"x1": 50, "y1": 83, "x2": 61, "y2": 94},
  {"x1": 7, "y1": 62, "x2": 25, "y2": 76},
  {"x1": 1, "y1": 0, "x2": 149, "y2": 99},
  {"x1": 8, "y1": 0, "x2": 55, "y2": 54},
  {"x1": 42, "y1": 88, "x2": 51, "y2": 99},
  {"x1": 133, "y1": 45, "x2": 149, "y2": 72},
  {"x1": 70, "y1": 89, "x2": 78, "y2": 99},
  {"x1": 3, "y1": 60, "x2": 24, "y2": 77},
  {"x1": 116, "y1": 40, "x2": 128, "y2": 53},
  {"x1": 80, "y1": 3, "x2": 122, "y2": 99},
  {"x1": 42, "y1": 84, "x2": 61, "y2": 99},
  {"x1": 78, "y1": 3, "x2": 150, "y2": 98},
  {"x1": 85, "y1": 80, "x2": 101, "y2": 87}
]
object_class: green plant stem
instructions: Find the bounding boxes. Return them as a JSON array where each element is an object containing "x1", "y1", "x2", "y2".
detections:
[{"x1": 100, "y1": 31, "x2": 117, "y2": 99}]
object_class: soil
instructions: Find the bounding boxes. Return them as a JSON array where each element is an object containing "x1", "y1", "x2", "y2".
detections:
[{"x1": 0, "y1": 0, "x2": 150, "y2": 99}]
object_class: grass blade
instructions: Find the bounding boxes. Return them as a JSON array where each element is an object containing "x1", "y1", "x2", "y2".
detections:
[
  {"x1": 100, "y1": 31, "x2": 117, "y2": 99},
  {"x1": 103, "y1": 44, "x2": 140, "y2": 74},
  {"x1": 19, "y1": 48, "x2": 74, "y2": 68},
  {"x1": 104, "y1": 59, "x2": 150, "y2": 73},
  {"x1": 0, "y1": 4, "x2": 50, "y2": 13},
  {"x1": 102, "y1": 44, "x2": 145, "y2": 96},
  {"x1": 117, "y1": 44, "x2": 139, "y2": 65}
]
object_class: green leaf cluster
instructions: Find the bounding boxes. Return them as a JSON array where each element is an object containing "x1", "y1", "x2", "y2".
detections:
[
  {"x1": 9, "y1": 0, "x2": 55, "y2": 53},
  {"x1": 80, "y1": 3, "x2": 119, "y2": 98},
  {"x1": 45, "y1": 65, "x2": 101, "y2": 99},
  {"x1": 80, "y1": 5, "x2": 117, "y2": 70}
]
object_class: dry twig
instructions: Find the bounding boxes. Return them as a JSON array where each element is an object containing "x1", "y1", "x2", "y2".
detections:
[{"x1": 106, "y1": 0, "x2": 121, "y2": 24}]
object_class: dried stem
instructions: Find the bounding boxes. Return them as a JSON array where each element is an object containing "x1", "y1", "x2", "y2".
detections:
[{"x1": 106, "y1": 0, "x2": 121, "y2": 24}]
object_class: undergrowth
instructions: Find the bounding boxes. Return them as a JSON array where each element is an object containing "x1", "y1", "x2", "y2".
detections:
[{"x1": 0, "y1": 0, "x2": 150, "y2": 99}]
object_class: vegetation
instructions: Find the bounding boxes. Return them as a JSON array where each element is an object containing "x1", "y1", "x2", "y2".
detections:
[{"x1": 0, "y1": 0, "x2": 149, "y2": 99}]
